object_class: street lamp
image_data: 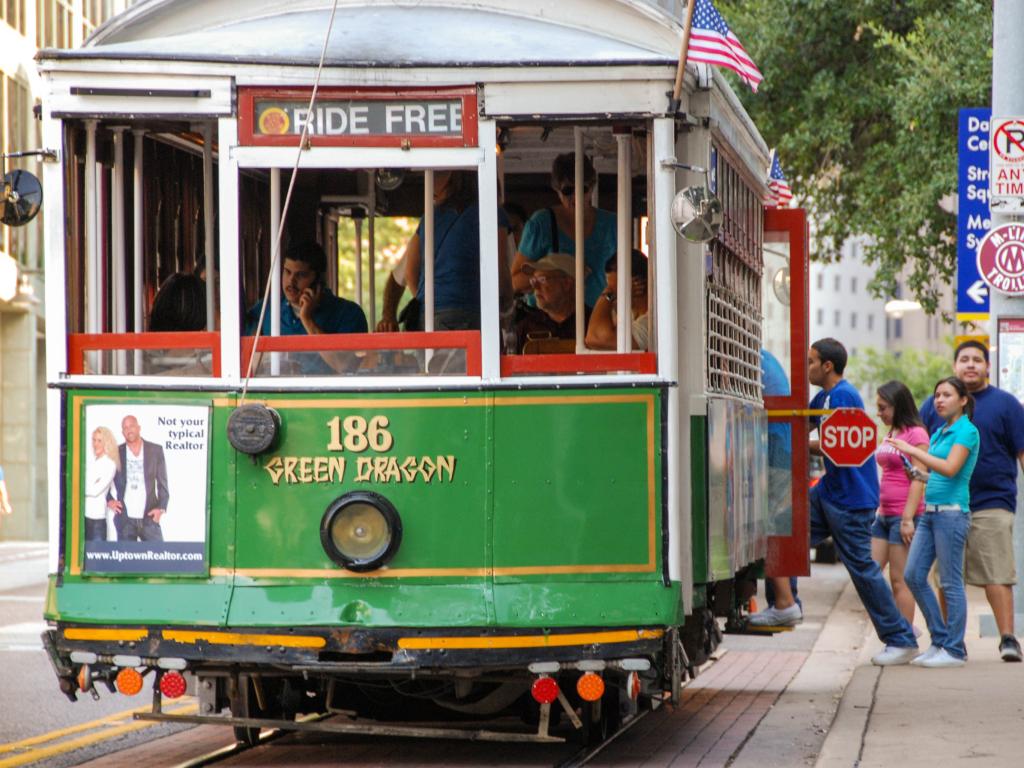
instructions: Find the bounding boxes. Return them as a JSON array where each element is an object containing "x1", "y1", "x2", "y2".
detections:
[{"x1": 884, "y1": 299, "x2": 922, "y2": 318}]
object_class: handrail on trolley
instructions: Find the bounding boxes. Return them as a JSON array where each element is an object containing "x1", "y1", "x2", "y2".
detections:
[
  {"x1": 241, "y1": 330, "x2": 483, "y2": 377},
  {"x1": 67, "y1": 331, "x2": 221, "y2": 376},
  {"x1": 500, "y1": 352, "x2": 657, "y2": 377}
]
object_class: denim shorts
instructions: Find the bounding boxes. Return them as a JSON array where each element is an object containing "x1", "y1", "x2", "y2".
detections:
[{"x1": 871, "y1": 513, "x2": 921, "y2": 544}]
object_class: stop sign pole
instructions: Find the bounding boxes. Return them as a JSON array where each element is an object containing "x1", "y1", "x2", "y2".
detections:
[{"x1": 818, "y1": 408, "x2": 878, "y2": 467}]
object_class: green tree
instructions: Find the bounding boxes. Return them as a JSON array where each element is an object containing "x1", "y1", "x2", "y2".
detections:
[
  {"x1": 846, "y1": 345, "x2": 952, "y2": 407},
  {"x1": 335, "y1": 215, "x2": 418, "y2": 325},
  {"x1": 720, "y1": 0, "x2": 991, "y2": 313}
]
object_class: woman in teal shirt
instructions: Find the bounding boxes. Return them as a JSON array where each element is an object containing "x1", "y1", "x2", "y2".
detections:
[{"x1": 887, "y1": 376, "x2": 980, "y2": 668}]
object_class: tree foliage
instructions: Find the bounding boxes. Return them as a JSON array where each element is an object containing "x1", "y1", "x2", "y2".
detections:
[
  {"x1": 719, "y1": 0, "x2": 992, "y2": 313},
  {"x1": 846, "y1": 345, "x2": 952, "y2": 407}
]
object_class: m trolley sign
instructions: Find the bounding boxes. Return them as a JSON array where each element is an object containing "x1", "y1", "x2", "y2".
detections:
[
  {"x1": 819, "y1": 408, "x2": 877, "y2": 467},
  {"x1": 977, "y1": 223, "x2": 1024, "y2": 296}
]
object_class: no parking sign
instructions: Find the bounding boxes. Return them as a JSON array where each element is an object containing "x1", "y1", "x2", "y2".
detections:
[{"x1": 990, "y1": 117, "x2": 1024, "y2": 212}]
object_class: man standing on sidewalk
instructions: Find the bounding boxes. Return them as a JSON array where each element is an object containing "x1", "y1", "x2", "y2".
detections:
[
  {"x1": 920, "y1": 340, "x2": 1024, "y2": 662},
  {"x1": 750, "y1": 338, "x2": 919, "y2": 665}
]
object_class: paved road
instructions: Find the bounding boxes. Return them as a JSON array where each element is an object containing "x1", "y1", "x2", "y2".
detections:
[{"x1": 0, "y1": 542, "x2": 191, "y2": 768}]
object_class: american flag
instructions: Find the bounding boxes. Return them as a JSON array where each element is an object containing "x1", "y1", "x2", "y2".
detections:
[
  {"x1": 767, "y1": 150, "x2": 793, "y2": 207},
  {"x1": 686, "y1": 0, "x2": 763, "y2": 93}
]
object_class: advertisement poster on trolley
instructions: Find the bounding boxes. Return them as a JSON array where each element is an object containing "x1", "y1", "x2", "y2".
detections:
[{"x1": 82, "y1": 404, "x2": 210, "y2": 574}]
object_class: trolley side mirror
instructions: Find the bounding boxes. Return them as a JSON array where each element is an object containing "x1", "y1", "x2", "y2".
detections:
[
  {"x1": 670, "y1": 185, "x2": 723, "y2": 244},
  {"x1": 2, "y1": 170, "x2": 43, "y2": 227}
]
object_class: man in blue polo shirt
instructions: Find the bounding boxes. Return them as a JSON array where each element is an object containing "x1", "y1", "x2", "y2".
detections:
[
  {"x1": 919, "y1": 339, "x2": 1024, "y2": 662},
  {"x1": 750, "y1": 338, "x2": 918, "y2": 665},
  {"x1": 246, "y1": 240, "x2": 367, "y2": 374}
]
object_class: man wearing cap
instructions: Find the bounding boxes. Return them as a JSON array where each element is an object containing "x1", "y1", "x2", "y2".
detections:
[{"x1": 512, "y1": 253, "x2": 590, "y2": 354}]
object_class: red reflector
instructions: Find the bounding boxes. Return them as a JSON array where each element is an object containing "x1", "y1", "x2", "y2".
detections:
[
  {"x1": 115, "y1": 667, "x2": 144, "y2": 696},
  {"x1": 158, "y1": 671, "x2": 187, "y2": 699},
  {"x1": 627, "y1": 671, "x2": 641, "y2": 701},
  {"x1": 531, "y1": 675, "x2": 559, "y2": 704},
  {"x1": 576, "y1": 672, "x2": 605, "y2": 702}
]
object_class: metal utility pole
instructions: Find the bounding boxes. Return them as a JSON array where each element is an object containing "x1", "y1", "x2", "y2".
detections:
[{"x1": 990, "y1": 0, "x2": 1024, "y2": 632}]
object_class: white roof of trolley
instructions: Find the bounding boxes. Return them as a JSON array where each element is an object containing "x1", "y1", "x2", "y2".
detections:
[{"x1": 41, "y1": 0, "x2": 685, "y2": 67}]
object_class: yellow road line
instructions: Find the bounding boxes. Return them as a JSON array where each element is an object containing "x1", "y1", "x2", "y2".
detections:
[{"x1": 0, "y1": 701, "x2": 196, "y2": 767}]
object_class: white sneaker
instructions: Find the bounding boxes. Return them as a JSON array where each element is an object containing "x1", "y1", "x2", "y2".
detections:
[
  {"x1": 871, "y1": 645, "x2": 919, "y2": 666},
  {"x1": 747, "y1": 604, "x2": 803, "y2": 627},
  {"x1": 910, "y1": 645, "x2": 941, "y2": 666},
  {"x1": 916, "y1": 648, "x2": 965, "y2": 668}
]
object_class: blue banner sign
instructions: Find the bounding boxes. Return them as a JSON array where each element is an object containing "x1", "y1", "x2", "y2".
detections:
[{"x1": 958, "y1": 107, "x2": 992, "y2": 318}]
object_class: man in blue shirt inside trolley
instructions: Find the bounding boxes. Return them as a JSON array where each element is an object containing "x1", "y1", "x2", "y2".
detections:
[
  {"x1": 246, "y1": 240, "x2": 367, "y2": 374},
  {"x1": 750, "y1": 338, "x2": 919, "y2": 666}
]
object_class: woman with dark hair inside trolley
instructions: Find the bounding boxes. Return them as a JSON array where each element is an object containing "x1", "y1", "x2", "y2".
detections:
[
  {"x1": 511, "y1": 153, "x2": 617, "y2": 310},
  {"x1": 392, "y1": 170, "x2": 512, "y2": 332}
]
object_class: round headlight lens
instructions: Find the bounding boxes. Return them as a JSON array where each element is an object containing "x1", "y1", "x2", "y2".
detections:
[{"x1": 320, "y1": 492, "x2": 402, "y2": 572}]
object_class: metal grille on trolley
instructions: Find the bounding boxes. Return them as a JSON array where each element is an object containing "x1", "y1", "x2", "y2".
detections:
[{"x1": 707, "y1": 149, "x2": 764, "y2": 401}]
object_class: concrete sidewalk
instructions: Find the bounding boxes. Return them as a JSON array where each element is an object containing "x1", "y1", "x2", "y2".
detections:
[{"x1": 816, "y1": 583, "x2": 1024, "y2": 768}]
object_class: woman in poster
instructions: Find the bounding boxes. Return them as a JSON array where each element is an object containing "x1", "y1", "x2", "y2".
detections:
[{"x1": 85, "y1": 426, "x2": 120, "y2": 541}]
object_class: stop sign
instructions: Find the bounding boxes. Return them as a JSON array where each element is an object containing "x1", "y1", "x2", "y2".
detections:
[{"x1": 819, "y1": 408, "x2": 878, "y2": 467}]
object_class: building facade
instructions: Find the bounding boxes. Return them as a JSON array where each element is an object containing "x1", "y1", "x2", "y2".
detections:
[{"x1": 2, "y1": 1, "x2": 132, "y2": 540}]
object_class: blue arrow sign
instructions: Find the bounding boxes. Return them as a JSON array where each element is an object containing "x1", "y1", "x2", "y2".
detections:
[{"x1": 958, "y1": 107, "x2": 991, "y2": 317}]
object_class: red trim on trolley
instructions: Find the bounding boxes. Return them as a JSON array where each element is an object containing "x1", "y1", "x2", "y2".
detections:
[
  {"x1": 67, "y1": 332, "x2": 221, "y2": 376},
  {"x1": 763, "y1": 207, "x2": 810, "y2": 578},
  {"x1": 500, "y1": 353, "x2": 657, "y2": 377},
  {"x1": 237, "y1": 86, "x2": 479, "y2": 148},
  {"x1": 241, "y1": 331, "x2": 482, "y2": 377}
]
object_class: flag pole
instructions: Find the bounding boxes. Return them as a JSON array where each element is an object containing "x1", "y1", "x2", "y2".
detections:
[{"x1": 668, "y1": 0, "x2": 698, "y2": 114}]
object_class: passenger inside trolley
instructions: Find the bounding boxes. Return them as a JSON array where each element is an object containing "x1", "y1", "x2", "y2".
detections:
[
  {"x1": 586, "y1": 249, "x2": 650, "y2": 351},
  {"x1": 63, "y1": 121, "x2": 656, "y2": 379}
]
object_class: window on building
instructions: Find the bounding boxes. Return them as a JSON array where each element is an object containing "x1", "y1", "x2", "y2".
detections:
[
  {"x1": 833, "y1": 309, "x2": 841, "y2": 326},
  {"x1": 850, "y1": 277, "x2": 857, "y2": 293},
  {"x1": 2, "y1": 0, "x2": 27, "y2": 33},
  {"x1": 1, "y1": 72, "x2": 40, "y2": 267},
  {"x1": 850, "y1": 312, "x2": 857, "y2": 329},
  {"x1": 816, "y1": 273, "x2": 824, "y2": 290},
  {"x1": 816, "y1": 308, "x2": 824, "y2": 325},
  {"x1": 867, "y1": 314, "x2": 874, "y2": 332},
  {"x1": 834, "y1": 275, "x2": 840, "y2": 292},
  {"x1": 894, "y1": 318, "x2": 902, "y2": 338}
]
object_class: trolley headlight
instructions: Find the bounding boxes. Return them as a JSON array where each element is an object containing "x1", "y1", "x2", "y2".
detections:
[{"x1": 320, "y1": 492, "x2": 402, "y2": 572}]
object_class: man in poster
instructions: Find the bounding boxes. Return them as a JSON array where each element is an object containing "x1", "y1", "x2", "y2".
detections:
[{"x1": 107, "y1": 414, "x2": 169, "y2": 542}]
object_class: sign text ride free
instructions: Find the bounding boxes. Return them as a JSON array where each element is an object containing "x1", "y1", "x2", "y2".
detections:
[{"x1": 238, "y1": 87, "x2": 478, "y2": 148}]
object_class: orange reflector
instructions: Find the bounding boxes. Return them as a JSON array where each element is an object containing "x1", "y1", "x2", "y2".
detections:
[
  {"x1": 748, "y1": 597, "x2": 758, "y2": 613},
  {"x1": 159, "y1": 671, "x2": 187, "y2": 699},
  {"x1": 531, "y1": 676, "x2": 559, "y2": 704},
  {"x1": 76, "y1": 664, "x2": 91, "y2": 693},
  {"x1": 576, "y1": 672, "x2": 605, "y2": 702},
  {"x1": 115, "y1": 667, "x2": 144, "y2": 696}
]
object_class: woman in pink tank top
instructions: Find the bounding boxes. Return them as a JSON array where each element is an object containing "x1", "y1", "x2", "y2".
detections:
[{"x1": 871, "y1": 380, "x2": 929, "y2": 625}]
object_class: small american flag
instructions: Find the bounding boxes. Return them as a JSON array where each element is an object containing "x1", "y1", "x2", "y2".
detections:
[
  {"x1": 767, "y1": 150, "x2": 793, "y2": 207},
  {"x1": 686, "y1": 0, "x2": 763, "y2": 93}
]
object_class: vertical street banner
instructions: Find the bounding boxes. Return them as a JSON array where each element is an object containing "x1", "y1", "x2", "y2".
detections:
[
  {"x1": 958, "y1": 107, "x2": 992, "y2": 321},
  {"x1": 82, "y1": 403, "x2": 210, "y2": 574}
]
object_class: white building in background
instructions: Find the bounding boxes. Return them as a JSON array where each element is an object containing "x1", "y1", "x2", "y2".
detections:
[
  {"x1": 808, "y1": 237, "x2": 887, "y2": 360},
  {"x1": 2, "y1": 1, "x2": 133, "y2": 540}
]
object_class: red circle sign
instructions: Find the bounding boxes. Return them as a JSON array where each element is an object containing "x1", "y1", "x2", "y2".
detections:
[
  {"x1": 819, "y1": 408, "x2": 877, "y2": 467},
  {"x1": 993, "y1": 120, "x2": 1024, "y2": 163},
  {"x1": 977, "y1": 223, "x2": 1024, "y2": 296}
]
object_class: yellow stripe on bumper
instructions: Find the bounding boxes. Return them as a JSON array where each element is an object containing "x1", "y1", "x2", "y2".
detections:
[
  {"x1": 397, "y1": 628, "x2": 664, "y2": 650},
  {"x1": 161, "y1": 630, "x2": 326, "y2": 649},
  {"x1": 63, "y1": 628, "x2": 149, "y2": 642}
]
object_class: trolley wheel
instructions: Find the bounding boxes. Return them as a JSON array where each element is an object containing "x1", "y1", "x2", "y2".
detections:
[{"x1": 229, "y1": 674, "x2": 264, "y2": 747}]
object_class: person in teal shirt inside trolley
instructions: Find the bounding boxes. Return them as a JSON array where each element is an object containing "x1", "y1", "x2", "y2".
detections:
[
  {"x1": 511, "y1": 152, "x2": 617, "y2": 309},
  {"x1": 887, "y1": 376, "x2": 980, "y2": 668}
]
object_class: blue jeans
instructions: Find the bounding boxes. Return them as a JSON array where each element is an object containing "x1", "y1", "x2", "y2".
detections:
[
  {"x1": 810, "y1": 486, "x2": 917, "y2": 648},
  {"x1": 904, "y1": 506, "x2": 971, "y2": 659}
]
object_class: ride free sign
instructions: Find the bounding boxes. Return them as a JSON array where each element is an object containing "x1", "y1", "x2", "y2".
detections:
[
  {"x1": 818, "y1": 408, "x2": 877, "y2": 468},
  {"x1": 239, "y1": 86, "x2": 478, "y2": 147}
]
